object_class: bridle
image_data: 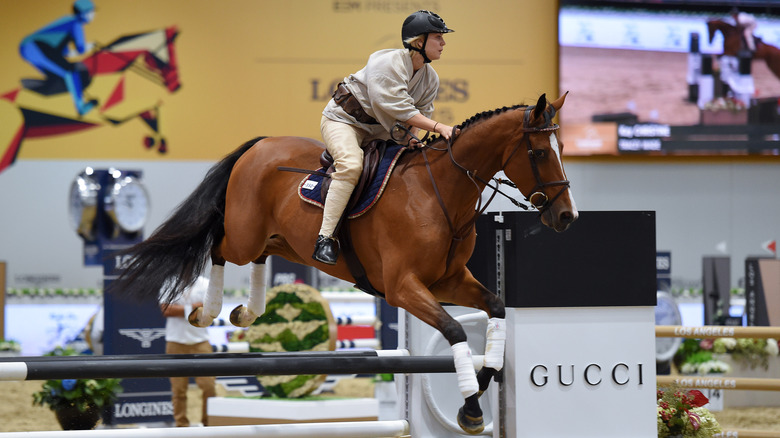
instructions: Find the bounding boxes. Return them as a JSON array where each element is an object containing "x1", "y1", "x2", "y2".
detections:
[
  {"x1": 400, "y1": 103, "x2": 571, "y2": 271},
  {"x1": 510, "y1": 106, "x2": 571, "y2": 212}
]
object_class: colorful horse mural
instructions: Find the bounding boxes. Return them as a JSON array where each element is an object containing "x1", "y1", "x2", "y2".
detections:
[{"x1": 0, "y1": 26, "x2": 181, "y2": 174}]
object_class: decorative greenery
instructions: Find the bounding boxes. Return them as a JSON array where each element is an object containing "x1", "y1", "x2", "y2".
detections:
[
  {"x1": 7, "y1": 288, "x2": 101, "y2": 298},
  {"x1": 675, "y1": 336, "x2": 780, "y2": 374},
  {"x1": 712, "y1": 337, "x2": 780, "y2": 370},
  {"x1": 31, "y1": 347, "x2": 122, "y2": 414},
  {"x1": 657, "y1": 386, "x2": 721, "y2": 437},
  {"x1": 230, "y1": 283, "x2": 334, "y2": 398},
  {"x1": 702, "y1": 96, "x2": 747, "y2": 113},
  {"x1": 0, "y1": 339, "x2": 21, "y2": 352},
  {"x1": 6, "y1": 287, "x2": 364, "y2": 298}
]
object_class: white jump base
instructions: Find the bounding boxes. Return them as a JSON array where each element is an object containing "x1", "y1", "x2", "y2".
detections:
[
  {"x1": 0, "y1": 421, "x2": 409, "y2": 438},
  {"x1": 208, "y1": 397, "x2": 379, "y2": 426}
]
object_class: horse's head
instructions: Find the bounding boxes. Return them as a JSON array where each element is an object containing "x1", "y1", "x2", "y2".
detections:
[
  {"x1": 503, "y1": 93, "x2": 578, "y2": 232},
  {"x1": 706, "y1": 19, "x2": 743, "y2": 56},
  {"x1": 85, "y1": 26, "x2": 181, "y2": 92},
  {"x1": 146, "y1": 26, "x2": 181, "y2": 93},
  {"x1": 706, "y1": 19, "x2": 722, "y2": 44}
]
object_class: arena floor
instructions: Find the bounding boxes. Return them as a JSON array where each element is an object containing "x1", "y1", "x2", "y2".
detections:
[{"x1": 560, "y1": 46, "x2": 780, "y2": 126}]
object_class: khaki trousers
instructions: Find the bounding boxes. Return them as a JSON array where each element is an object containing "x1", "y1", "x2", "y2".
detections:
[
  {"x1": 166, "y1": 341, "x2": 216, "y2": 427},
  {"x1": 318, "y1": 116, "x2": 368, "y2": 237}
]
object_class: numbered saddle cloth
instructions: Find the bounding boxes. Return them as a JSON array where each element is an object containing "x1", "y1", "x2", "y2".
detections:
[{"x1": 298, "y1": 142, "x2": 405, "y2": 219}]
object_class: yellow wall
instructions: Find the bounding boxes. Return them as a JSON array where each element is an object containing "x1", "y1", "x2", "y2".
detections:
[{"x1": 0, "y1": 0, "x2": 558, "y2": 161}]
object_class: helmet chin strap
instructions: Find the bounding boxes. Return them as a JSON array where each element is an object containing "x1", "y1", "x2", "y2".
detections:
[{"x1": 410, "y1": 34, "x2": 432, "y2": 64}]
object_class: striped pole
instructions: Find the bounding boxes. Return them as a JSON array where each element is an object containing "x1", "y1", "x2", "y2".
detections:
[
  {"x1": 0, "y1": 420, "x2": 410, "y2": 438},
  {"x1": 655, "y1": 325, "x2": 780, "y2": 339},
  {"x1": 657, "y1": 375, "x2": 780, "y2": 391},
  {"x1": 715, "y1": 431, "x2": 780, "y2": 438},
  {"x1": 0, "y1": 350, "x2": 484, "y2": 381}
]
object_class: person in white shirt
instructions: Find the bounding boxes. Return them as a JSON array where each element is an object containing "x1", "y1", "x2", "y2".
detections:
[
  {"x1": 312, "y1": 10, "x2": 457, "y2": 265},
  {"x1": 159, "y1": 276, "x2": 216, "y2": 427}
]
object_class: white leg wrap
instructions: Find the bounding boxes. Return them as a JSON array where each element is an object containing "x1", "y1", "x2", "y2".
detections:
[
  {"x1": 484, "y1": 317, "x2": 506, "y2": 371},
  {"x1": 451, "y1": 341, "x2": 479, "y2": 398},
  {"x1": 204, "y1": 265, "x2": 224, "y2": 318},
  {"x1": 247, "y1": 262, "x2": 267, "y2": 316}
]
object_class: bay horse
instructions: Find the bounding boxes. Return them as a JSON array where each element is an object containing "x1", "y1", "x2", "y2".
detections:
[
  {"x1": 111, "y1": 93, "x2": 577, "y2": 434},
  {"x1": 707, "y1": 18, "x2": 780, "y2": 80},
  {"x1": 0, "y1": 26, "x2": 181, "y2": 174}
]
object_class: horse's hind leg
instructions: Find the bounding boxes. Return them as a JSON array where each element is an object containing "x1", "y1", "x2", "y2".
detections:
[
  {"x1": 229, "y1": 256, "x2": 268, "y2": 327},
  {"x1": 389, "y1": 275, "x2": 484, "y2": 435},
  {"x1": 188, "y1": 252, "x2": 227, "y2": 328}
]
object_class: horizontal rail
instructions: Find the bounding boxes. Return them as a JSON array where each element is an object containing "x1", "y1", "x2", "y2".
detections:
[
  {"x1": 0, "y1": 350, "x2": 484, "y2": 381},
  {"x1": 0, "y1": 350, "x2": 393, "y2": 364},
  {"x1": 715, "y1": 430, "x2": 780, "y2": 438},
  {"x1": 657, "y1": 375, "x2": 780, "y2": 391},
  {"x1": 0, "y1": 420, "x2": 410, "y2": 438},
  {"x1": 655, "y1": 325, "x2": 780, "y2": 339}
]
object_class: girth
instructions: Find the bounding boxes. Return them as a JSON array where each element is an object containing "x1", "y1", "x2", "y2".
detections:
[{"x1": 321, "y1": 139, "x2": 392, "y2": 298}]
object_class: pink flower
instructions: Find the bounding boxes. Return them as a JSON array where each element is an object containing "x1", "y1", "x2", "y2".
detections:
[
  {"x1": 700, "y1": 339, "x2": 714, "y2": 350},
  {"x1": 687, "y1": 409, "x2": 702, "y2": 431}
]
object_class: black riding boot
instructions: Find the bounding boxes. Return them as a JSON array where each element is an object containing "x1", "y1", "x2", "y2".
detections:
[{"x1": 312, "y1": 235, "x2": 339, "y2": 265}]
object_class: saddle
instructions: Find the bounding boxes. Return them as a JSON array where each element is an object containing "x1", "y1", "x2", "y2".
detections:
[
  {"x1": 318, "y1": 138, "x2": 389, "y2": 215},
  {"x1": 302, "y1": 139, "x2": 405, "y2": 297}
]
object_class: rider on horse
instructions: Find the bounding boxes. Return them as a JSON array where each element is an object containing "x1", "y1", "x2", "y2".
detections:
[
  {"x1": 730, "y1": 7, "x2": 757, "y2": 53},
  {"x1": 313, "y1": 10, "x2": 457, "y2": 265},
  {"x1": 18, "y1": 0, "x2": 97, "y2": 116}
]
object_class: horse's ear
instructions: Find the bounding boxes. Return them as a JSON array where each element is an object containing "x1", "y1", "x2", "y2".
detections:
[
  {"x1": 532, "y1": 93, "x2": 547, "y2": 120},
  {"x1": 551, "y1": 92, "x2": 568, "y2": 112}
]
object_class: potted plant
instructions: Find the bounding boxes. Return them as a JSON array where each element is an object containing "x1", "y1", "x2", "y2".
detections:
[
  {"x1": 0, "y1": 339, "x2": 21, "y2": 357},
  {"x1": 31, "y1": 347, "x2": 122, "y2": 430},
  {"x1": 657, "y1": 387, "x2": 721, "y2": 437}
]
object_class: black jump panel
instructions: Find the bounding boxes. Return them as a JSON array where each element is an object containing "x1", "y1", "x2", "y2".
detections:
[{"x1": 468, "y1": 211, "x2": 657, "y2": 308}]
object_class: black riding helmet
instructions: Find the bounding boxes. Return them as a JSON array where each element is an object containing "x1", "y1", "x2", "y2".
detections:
[{"x1": 401, "y1": 10, "x2": 454, "y2": 63}]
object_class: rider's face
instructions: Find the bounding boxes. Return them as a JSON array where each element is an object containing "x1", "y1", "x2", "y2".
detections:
[{"x1": 425, "y1": 33, "x2": 446, "y2": 61}]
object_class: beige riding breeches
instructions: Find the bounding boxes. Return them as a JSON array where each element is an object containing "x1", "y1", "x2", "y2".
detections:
[{"x1": 318, "y1": 116, "x2": 368, "y2": 237}]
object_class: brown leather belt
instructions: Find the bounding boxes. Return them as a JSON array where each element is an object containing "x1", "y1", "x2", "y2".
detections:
[{"x1": 332, "y1": 83, "x2": 379, "y2": 125}]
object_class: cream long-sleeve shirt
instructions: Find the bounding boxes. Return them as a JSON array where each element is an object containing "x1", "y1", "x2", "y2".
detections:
[{"x1": 322, "y1": 48, "x2": 439, "y2": 137}]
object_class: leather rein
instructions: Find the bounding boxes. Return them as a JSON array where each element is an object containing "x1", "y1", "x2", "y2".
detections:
[{"x1": 416, "y1": 105, "x2": 571, "y2": 271}]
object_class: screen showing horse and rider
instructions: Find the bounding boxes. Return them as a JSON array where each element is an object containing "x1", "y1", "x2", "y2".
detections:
[{"x1": 559, "y1": 1, "x2": 780, "y2": 156}]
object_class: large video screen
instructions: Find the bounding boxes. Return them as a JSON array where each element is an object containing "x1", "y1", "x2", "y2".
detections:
[{"x1": 559, "y1": 1, "x2": 780, "y2": 156}]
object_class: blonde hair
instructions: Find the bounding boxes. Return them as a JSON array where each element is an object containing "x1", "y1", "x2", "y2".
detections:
[{"x1": 404, "y1": 35, "x2": 425, "y2": 55}]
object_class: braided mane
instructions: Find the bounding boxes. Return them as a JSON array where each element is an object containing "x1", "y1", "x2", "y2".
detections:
[{"x1": 424, "y1": 104, "x2": 530, "y2": 145}]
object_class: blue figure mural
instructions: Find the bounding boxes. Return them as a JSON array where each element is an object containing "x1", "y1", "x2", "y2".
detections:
[{"x1": 18, "y1": 0, "x2": 97, "y2": 116}]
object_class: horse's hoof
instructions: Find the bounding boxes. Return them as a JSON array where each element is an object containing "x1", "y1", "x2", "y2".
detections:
[
  {"x1": 229, "y1": 304, "x2": 257, "y2": 327},
  {"x1": 457, "y1": 407, "x2": 484, "y2": 435},
  {"x1": 187, "y1": 307, "x2": 213, "y2": 328}
]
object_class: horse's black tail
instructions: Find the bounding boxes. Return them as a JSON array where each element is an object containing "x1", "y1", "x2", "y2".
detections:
[{"x1": 108, "y1": 137, "x2": 266, "y2": 304}]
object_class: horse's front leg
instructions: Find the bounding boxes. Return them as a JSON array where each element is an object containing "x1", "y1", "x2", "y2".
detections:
[
  {"x1": 229, "y1": 257, "x2": 267, "y2": 327},
  {"x1": 389, "y1": 274, "x2": 484, "y2": 435},
  {"x1": 432, "y1": 271, "x2": 507, "y2": 397}
]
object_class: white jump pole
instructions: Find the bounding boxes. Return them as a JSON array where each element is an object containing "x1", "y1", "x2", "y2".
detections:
[{"x1": 0, "y1": 420, "x2": 410, "y2": 438}]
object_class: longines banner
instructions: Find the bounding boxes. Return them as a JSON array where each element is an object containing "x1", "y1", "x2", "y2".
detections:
[{"x1": 0, "y1": 0, "x2": 558, "y2": 172}]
